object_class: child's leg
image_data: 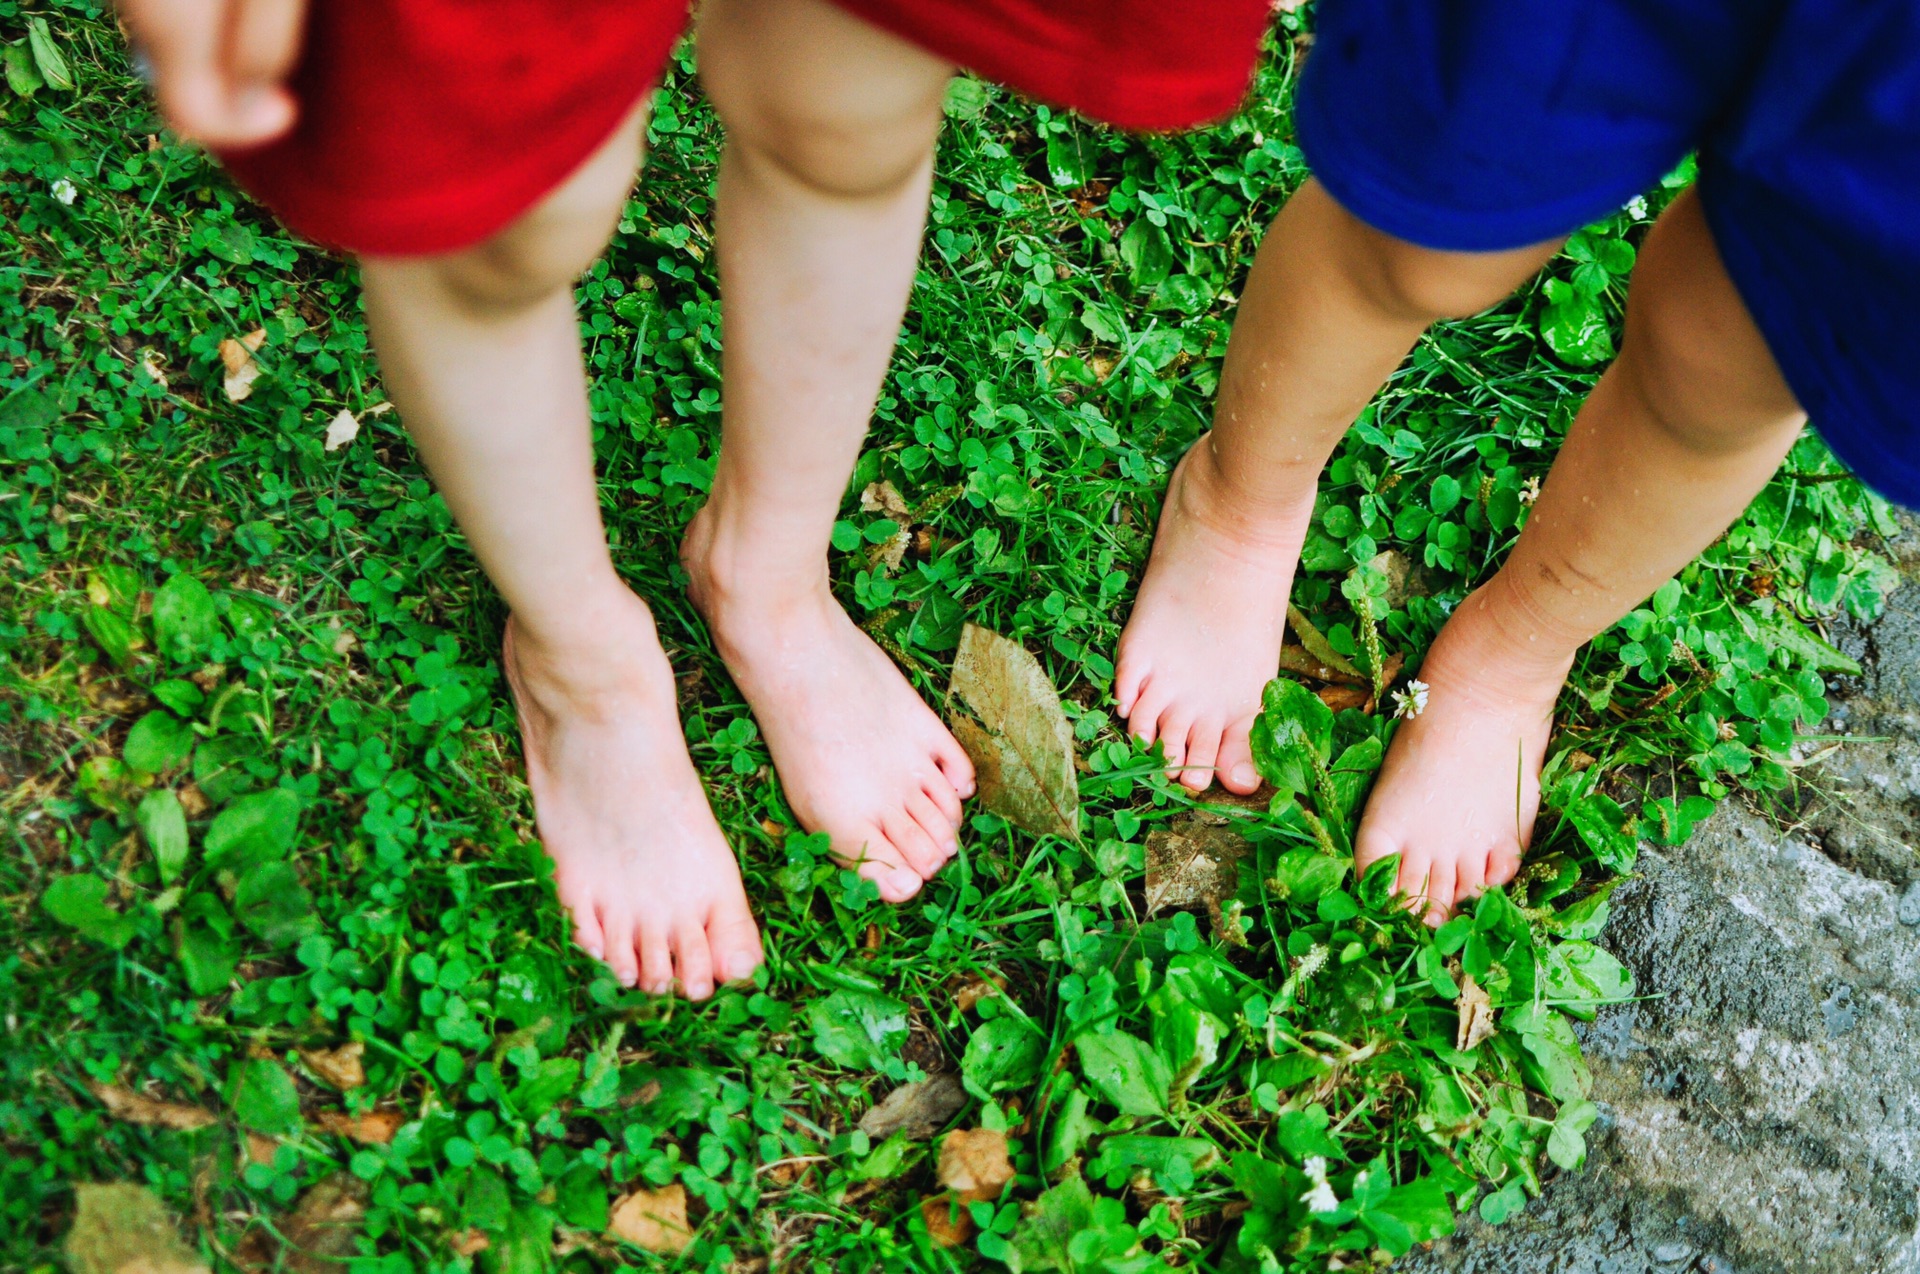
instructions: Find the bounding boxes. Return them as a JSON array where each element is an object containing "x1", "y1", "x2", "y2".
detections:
[
  {"x1": 359, "y1": 102, "x2": 763, "y2": 999},
  {"x1": 1355, "y1": 188, "x2": 1806, "y2": 920},
  {"x1": 685, "y1": 0, "x2": 974, "y2": 903},
  {"x1": 1117, "y1": 181, "x2": 1560, "y2": 793}
]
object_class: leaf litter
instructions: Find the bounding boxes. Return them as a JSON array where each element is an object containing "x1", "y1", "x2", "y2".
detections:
[
  {"x1": 948, "y1": 623, "x2": 1080, "y2": 839},
  {"x1": 607, "y1": 1183, "x2": 693, "y2": 1255},
  {"x1": 65, "y1": 1182, "x2": 210, "y2": 1274}
]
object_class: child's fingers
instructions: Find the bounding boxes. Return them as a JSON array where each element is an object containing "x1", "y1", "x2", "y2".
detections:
[
  {"x1": 124, "y1": 0, "x2": 295, "y2": 145},
  {"x1": 224, "y1": 0, "x2": 304, "y2": 89}
]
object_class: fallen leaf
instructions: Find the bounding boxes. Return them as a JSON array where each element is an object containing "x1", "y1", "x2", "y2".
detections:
[
  {"x1": 322, "y1": 408, "x2": 358, "y2": 452},
  {"x1": 65, "y1": 1182, "x2": 211, "y2": 1274},
  {"x1": 447, "y1": 1229, "x2": 490, "y2": 1256},
  {"x1": 299, "y1": 1041, "x2": 365, "y2": 1091},
  {"x1": 937, "y1": 1127, "x2": 1014, "y2": 1203},
  {"x1": 139, "y1": 349, "x2": 169, "y2": 391},
  {"x1": 948, "y1": 623, "x2": 1079, "y2": 840},
  {"x1": 1456, "y1": 973, "x2": 1496, "y2": 1051},
  {"x1": 858, "y1": 1074, "x2": 968, "y2": 1141},
  {"x1": 314, "y1": 1110, "x2": 403, "y2": 1144},
  {"x1": 607, "y1": 1184, "x2": 692, "y2": 1255},
  {"x1": 1364, "y1": 549, "x2": 1424, "y2": 609},
  {"x1": 1317, "y1": 684, "x2": 1371, "y2": 713},
  {"x1": 88, "y1": 1082, "x2": 217, "y2": 1131},
  {"x1": 921, "y1": 1193, "x2": 975, "y2": 1247},
  {"x1": 1144, "y1": 817, "x2": 1252, "y2": 917},
  {"x1": 363, "y1": 401, "x2": 395, "y2": 417},
  {"x1": 866, "y1": 526, "x2": 910, "y2": 573},
  {"x1": 954, "y1": 976, "x2": 1006, "y2": 1014},
  {"x1": 219, "y1": 329, "x2": 267, "y2": 403},
  {"x1": 1567, "y1": 751, "x2": 1598, "y2": 772},
  {"x1": 278, "y1": 1174, "x2": 367, "y2": 1274},
  {"x1": 244, "y1": 1132, "x2": 279, "y2": 1166},
  {"x1": 859, "y1": 480, "x2": 910, "y2": 518},
  {"x1": 1287, "y1": 605, "x2": 1365, "y2": 681}
]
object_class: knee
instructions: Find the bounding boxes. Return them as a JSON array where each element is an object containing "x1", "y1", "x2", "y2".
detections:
[
  {"x1": 1616, "y1": 269, "x2": 1806, "y2": 456},
  {"x1": 1350, "y1": 234, "x2": 1541, "y2": 324},
  {"x1": 714, "y1": 78, "x2": 942, "y2": 201},
  {"x1": 429, "y1": 201, "x2": 615, "y2": 313}
]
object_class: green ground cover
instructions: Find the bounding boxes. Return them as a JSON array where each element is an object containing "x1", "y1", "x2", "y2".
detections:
[{"x1": 1, "y1": 5, "x2": 1902, "y2": 1271}]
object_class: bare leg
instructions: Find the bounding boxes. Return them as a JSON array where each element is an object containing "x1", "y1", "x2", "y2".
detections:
[
  {"x1": 1116, "y1": 181, "x2": 1559, "y2": 793},
  {"x1": 1355, "y1": 188, "x2": 1807, "y2": 921},
  {"x1": 359, "y1": 102, "x2": 762, "y2": 998},
  {"x1": 684, "y1": 0, "x2": 975, "y2": 903}
]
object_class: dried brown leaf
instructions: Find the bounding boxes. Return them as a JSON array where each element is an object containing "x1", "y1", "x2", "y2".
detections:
[
  {"x1": 314, "y1": 1110, "x2": 403, "y2": 1144},
  {"x1": 1317, "y1": 684, "x2": 1371, "y2": 713},
  {"x1": 1144, "y1": 818, "x2": 1252, "y2": 917},
  {"x1": 954, "y1": 976, "x2": 1006, "y2": 1014},
  {"x1": 859, "y1": 480, "x2": 911, "y2": 518},
  {"x1": 447, "y1": 1230, "x2": 490, "y2": 1256},
  {"x1": 948, "y1": 623, "x2": 1079, "y2": 839},
  {"x1": 65, "y1": 1182, "x2": 211, "y2": 1274},
  {"x1": 607, "y1": 1183, "x2": 692, "y2": 1255},
  {"x1": 921, "y1": 1193, "x2": 975, "y2": 1247},
  {"x1": 219, "y1": 329, "x2": 267, "y2": 403},
  {"x1": 277, "y1": 1174, "x2": 367, "y2": 1274},
  {"x1": 322, "y1": 409, "x2": 359, "y2": 452},
  {"x1": 244, "y1": 1132, "x2": 280, "y2": 1167},
  {"x1": 937, "y1": 1128, "x2": 1014, "y2": 1204},
  {"x1": 88, "y1": 1082, "x2": 218, "y2": 1131},
  {"x1": 299, "y1": 1041, "x2": 366, "y2": 1091},
  {"x1": 1456, "y1": 973, "x2": 1496, "y2": 1051},
  {"x1": 1276, "y1": 643, "x2": 1362, "y2": 686},
  {"x1": 858, "y1": 1074, "x2": 968, "y2": 1142}
]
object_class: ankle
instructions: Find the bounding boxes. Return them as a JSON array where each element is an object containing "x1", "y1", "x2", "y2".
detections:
[
  {"x1": 682, "y1": 503, "x2": 832, "y2": 630},
  {"x1": 1173, "y1": 434, "x2": 1318, "y2": 543},
  {"x1": 507, "y1": 587, "x2": 670, "y2": 700},
  {"x1": 1429, "y1": 580, "x2": 1580, "y2": 697}
]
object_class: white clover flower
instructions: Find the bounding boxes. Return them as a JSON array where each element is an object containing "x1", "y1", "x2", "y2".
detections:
[
  {"x1": 1392, "y1": 679, "x2": 1430, "y2": 721},
  {"x1": 1295, "y1": 943, "x2": 1329, "y2": 981},
  {"x1": 1625, "y1": 195, "x2": 1650, "y2": 221},
  {"x1": 1301, "y1": 1155, "x2": 1340, "y2": 1214},
  {"x1": 1519, "y1": 474, "x2": 1542, "y2": 506},
  {"x1": 51, "y1": 179, "x2": 77, "y2": 206}
]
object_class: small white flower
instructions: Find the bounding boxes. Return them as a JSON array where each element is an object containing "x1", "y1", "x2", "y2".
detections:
[
  {"x1": 1294, "y1": 943, "x2": 1329, "y2": 981},
  {"x1": 1518, "y1": 474, "x2": 1542, "y2": 506},
  {"x1": 51, "y1": 178, "x2": 77, "y2": 206},
  {"x1": 1625, "y1": 195, "x2": 1650, "y2": 221},
  {"x1": 1392, "y1": 679, "x2": 1430, "y2": 721},
  {"x1": 1301, "y1": 1155, "x2": 1340, "y2": 1213}
]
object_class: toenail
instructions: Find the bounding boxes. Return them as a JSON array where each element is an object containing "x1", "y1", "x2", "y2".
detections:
[{"x1": 1233, "y1": 764, "x2": 1258, "y2": 787}]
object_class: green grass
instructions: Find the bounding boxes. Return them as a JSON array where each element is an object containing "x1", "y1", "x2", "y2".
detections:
[{"x1": 1, "y1": 4, "x2": 1903, "y2": 1272}]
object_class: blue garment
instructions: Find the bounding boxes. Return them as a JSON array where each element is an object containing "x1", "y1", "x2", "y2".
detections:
[{"x1": 1294, "y1": 0, "x2": 1920, "y2": 505}]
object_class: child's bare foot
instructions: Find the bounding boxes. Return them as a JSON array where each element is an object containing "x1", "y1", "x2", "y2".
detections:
[
  {"x1": 682, "y1": 511, "x2": 976, "y2": 903},
  {"x1": 502, "y1": 592, "x2": 763, "y2": 999},
  {"x1": 1115, "y1": 434, "x2": 1315, "y2": 794},
  {"x1": 1352, "y1": 584, "x2": 1567, "y2": 924}
]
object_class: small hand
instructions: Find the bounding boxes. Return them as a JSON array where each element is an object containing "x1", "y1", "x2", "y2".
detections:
[{"x1": 118, "y1": 0, "x2": 306, "y2": 147}]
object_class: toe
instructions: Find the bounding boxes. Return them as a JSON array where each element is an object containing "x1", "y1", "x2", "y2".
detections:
[
  {"x1": 1486, "y1": 846, "x2": 1523, "y2": 892},
  {"x1": 882, "y1": 811, "x2": 947, "y2": 879},
  {"x1": 1179, "y1": 718, "x2": 1224, "y2": 793},
  {"x1": 922, "y1": 776, "x2": 964, "y2": 828},
  {"x1": 706, "y1": 900, "x2": 764, "y2": 985},
  {"x1": 599, "y1": 907, "x2": 639, "y2": 988},
  {"x1": 1128, "y1": 682, "x2": 1171, "y2": 746},
  {"x1": 1392, "y1": 849, "x2": 1430, "y2": 913},
  {"x1": 1115, "y1": 655, "x2": 1148, "y2": 718},
  {"x1": 1419, "y1": 859, "x2": 1457, "y2": 927},
  {"x1": 1454, "y1": 852, "x2": 1488, "y2": 905},
  {"x1": 671, "y1": 923, "x2": 715, "y2": 1001},
  {"x1": 847, "y1": 829, "x2": 921, "y2": 903},
  {"x1": 638, "y1": 919, "x2": 675, "y2": 996},
  {"x1": 1157, "y1": 711, "x2": 1195, "y2": 782},
  {"x1": 1217, "y1": 720, "x2": 1261, "y2": 795},
  {"x1": 930, "y1": 733, "x2": 977, "y2": 800},
  {"x1": 568, "y1": 899, "x2": 607, "y2": 964},
  {"x1": 907, "y1": 791, "x2": 959, "y2": 862}
]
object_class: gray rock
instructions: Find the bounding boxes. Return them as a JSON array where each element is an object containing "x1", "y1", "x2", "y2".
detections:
[
  {"x1": 1900, "y1": 881, "x2": 1920, "y2": 928},
  {"x1": 1404, "y1": 802, "x2": 1920, "y2": 1274}
]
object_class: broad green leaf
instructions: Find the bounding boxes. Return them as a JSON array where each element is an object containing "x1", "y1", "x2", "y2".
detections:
[
  {"x1": 151, "y1": 574, "x2": 218, "y2": 663},
  {"x1": 2, "y1": 43, "x2": 43, "y2": 97},
  {"x1": 1075, "y1": 1031, "x2": 1169, "y2": 1117},
  {"x1": 1147, "y1": 986, "x2": 1223, "y2": 1101},
  {"x1": 233, "y1": 860, "x2": 319, "y2": 948},
  {"x1": 556, "y1": 1163, "x2": 610, "y2": 1232},
  {"x1": 27, "y1": 18, "x2": 72, "y2": 90},
  {"x1": 228, "y1": 1058, "x2": 300, "y2": 1134},
  {"x1": 82, "y1": 606, "x2": 137, "y2": 666},
  {"x1": 135, "y1": 790, "x2": 190, "y2": 884},
  {"x1": 204, "y1": 788, "x2": 301, "y2": 871},
  {"x1": 961, "y1": 1014, "x2": 1046, "y2": 1098},
  {"x1": 123, "y1": 711, "x2": 194, "y2": 775},
  {"x1": 496, "y1": 952, "x2": 570, "y2": 1053},
  {"x1": 1268, "y1": 846, "x2": 1350, "y2": 909},
  {"x1": 806, "y1": 988, "x2": 908, "y2": 1070},
  {"x1": 1119, "y1": 220, "x2": 1173, "y2": 290},
  {"x1": 1376, "y1": 1174, "x2": 1456, "y2": 1245},
  {"x1": 1328, "y1": 737, "x2": 1383, "y2": 821},
  {"x1": 1564, "y1": 791, "x2": 1637, "y2": 872},
  {"x1": 151, "y1": 679, "x2": 205, "y2": 717},
  {"x1": 510, "y1": 1057, "x2": 580, "y2": 1118},
  {"x1": 1545, "y1": 941, "x2": 1635, "y2": 1015},
  {"x1": 42, "y1": 875, "x2": 137, "y2": 949},
  {"x1": 1045, "y1": 129, "x2": 1092, "y2": 188},
  {"x1": 1041, "y1": 1084, "x2": 1097, "y2": 1175},
  {"x1": 193, "y1": 735, "x2": 262, "y2": 805},
  {"x1": 1285, "y1": 605, "x2": 1364, "y2": 681},
  {"x1": 1273, "y1": 1106, "x2": 1342, "y2": 1163},
  {"x1": 484, "y1": 1205, "x2": 557, "y2": 1274},
  {"x1": 177, "y1": 919, "x2": 238, "y2": 996},
  {"x1": 1540, "y1": 278, "x2": 1614, "y2": 365},
  {"x1": 948, "y1": 623, "x2": 1079, "y2": 839},
  {"x1": 942, "y1": 76, "x2": 989, "y2": 120},
  {"x1": 1512, "y1": 1008, "x2": 1591, "y2": 1104},
  {"x1": 1089, "y1": 1134, "x2": 1219, "y2": 1192},
  {"x1": 76, "y1": 755, "x2": 138, "y2": 816},
  {"x1": 1547, "y1": 1098, "x2": 1599, "y2": 1171}
]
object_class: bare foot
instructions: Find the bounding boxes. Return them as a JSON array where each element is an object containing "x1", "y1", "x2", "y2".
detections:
[
  {"x1": 681, "y1": 510, "x2": 976, "y2": 904},
  {"x1": 1352, "y1": 584, "x2": 1566, "y2": 924},
  {"x1": 502, "y1": 590, "x2": 763, "y2": 998},
  {"x1": 1115, "y1": 434, "x2": 1315, "y2": 794}
]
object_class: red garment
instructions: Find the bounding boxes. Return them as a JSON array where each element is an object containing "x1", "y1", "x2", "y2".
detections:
[{"x1": 220, "y1": 0, "x2": 1271, "y2": 258}]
